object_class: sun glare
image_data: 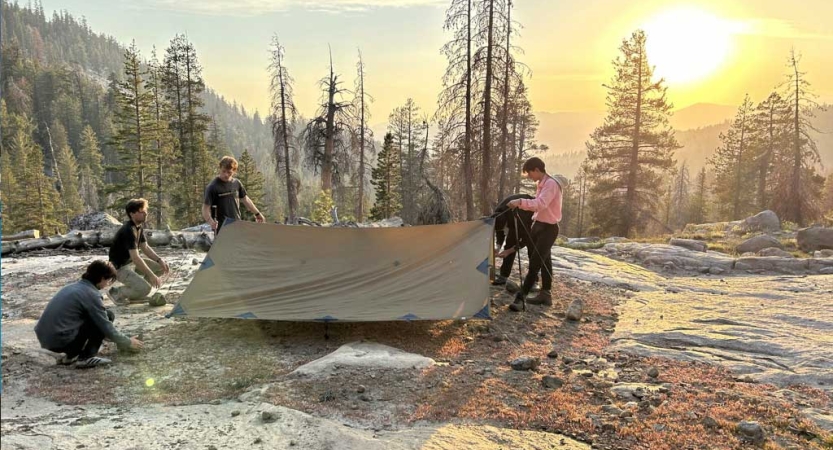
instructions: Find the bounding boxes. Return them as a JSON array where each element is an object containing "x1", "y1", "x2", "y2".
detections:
[{"x1": 641, "y1": 7, "x2": 737, "y2": 86}]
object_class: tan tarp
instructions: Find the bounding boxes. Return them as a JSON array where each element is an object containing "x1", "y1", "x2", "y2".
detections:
[{"x1": 169, "y1": 219, "x2": 493, "y2": 321}]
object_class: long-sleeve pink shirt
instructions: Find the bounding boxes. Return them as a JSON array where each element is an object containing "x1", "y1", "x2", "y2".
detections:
[{"x1": 518, "y1": 176, "x2": 562, "y2": 224}]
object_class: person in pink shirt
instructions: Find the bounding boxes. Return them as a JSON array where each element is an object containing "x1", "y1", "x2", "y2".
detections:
[{"x1": 506, "y1": 157, "x2": 563, "y2": 311}]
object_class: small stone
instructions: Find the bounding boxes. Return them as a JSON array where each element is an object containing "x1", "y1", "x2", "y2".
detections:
[
  {"x1": 702, "y1": 416, "x2": 719, "y2": 429},
  {"x1": 737, "y1": 421, "x2": 766, "y2": 444},
  {"x1": 192, "y1": 258, "x2": 200, "y2": 265},
  {"x1": 359, "y1": 393, "x2": 371, "y2": 402},
  {"x1": 566, "y1": 299, "x2": 584, "y2": 321},
  {"x1": 253, "y1": 437, "x2": 262, "y2": 444},
  {"x1": 207, "y1": 446, "x2": 217, "y2": 450},
  {"x1": 647, "y1": 367, "x2": 659, "y2": 378},
  {"x1": 542, "y1": 375, "x2": 564, "y2": 389},
  {"x1": 289, "y1": 441, "x2": 297, "y2": 446},
  {"x1": 356, "y1": 385, "x2": 366, "y2": 394},
  {"x1": 493, "y1": 334, "x2": 505, "y2": 342},
  {"x1": 261, "y1": 411, "x2": 279, "y2": 423},
  {"x1": 231, "y1": 410, "x2": 241, "y2": 417},
  {"x1": 619, "y1": 410, "x2": 633, "y2": 419},
  {"x1": 209, "y1": 399, "x2": 222, "y2": 405},
  {"x1": 547, "y1": 350, "x2": 558, "y2": 359},
  {"x1": 602, "y1": 405, "x2": 623, "y2": 416},
  {"x1": 510, "y1": 356, "x2": 540, "y2": 371}
]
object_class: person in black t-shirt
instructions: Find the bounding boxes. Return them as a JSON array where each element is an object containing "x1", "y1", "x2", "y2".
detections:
[
  {"x1": 492, "y1": 194, "x2": 534, "y2": 286},
  {"x1": 202, "y1": 156, "x2": 265, "y2": 233},
  {"x1": 107, "y1": 198, "x2": 170, "y2": 304}
]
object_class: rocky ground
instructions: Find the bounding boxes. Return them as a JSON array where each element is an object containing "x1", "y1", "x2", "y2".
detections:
[{"x1": 2, "y1": 243, "x2": 832, "y2": 449}]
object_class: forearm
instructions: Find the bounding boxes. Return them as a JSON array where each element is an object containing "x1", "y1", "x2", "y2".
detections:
[
  {"x1": 242, "y1": 197, "x2": 260, "y2": 214},
  {"x1": 202, "y1": 204, "x2": 214, "y2": 223}
]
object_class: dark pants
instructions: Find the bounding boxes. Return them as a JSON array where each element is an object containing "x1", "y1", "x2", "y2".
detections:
[
  {"x1": 521, "y1": 222, "x2": 559, "y2": 294},
  {"x1": 52, "y1": 309, "x2": 115, "y2": 360},
  {"x1": 499, "y1": 215, "x2": 533, "y2": 278}
]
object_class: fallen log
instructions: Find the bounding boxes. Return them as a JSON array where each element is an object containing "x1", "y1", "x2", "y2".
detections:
[
  {"x1": 1, "y1": 229, "x2": 41, "y2": 241},
  {"x1": 1, "y1": 228, "x2": 214, "y2": 255}
]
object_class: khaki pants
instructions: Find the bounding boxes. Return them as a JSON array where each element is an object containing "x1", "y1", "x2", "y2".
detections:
[{"x1": 116, "y1": 259, "x2": 164, "y2": 301}]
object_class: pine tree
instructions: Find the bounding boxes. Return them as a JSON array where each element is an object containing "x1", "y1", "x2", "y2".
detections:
[
  {"x1": 0, "y1": 146, "x2": 19, "y2": 232},
  {"x1": 751, "y1": 92, "x2": 790, "y2": 210},
  {"x1": 110, "y1": 41, "x2": 156, "y2": 206},
  {"x1": 163, "y1": 34, "x2": 212, "y2": 227},
  {"x1": 709, "y1": 94, "x2": 757, "y2": 221},
  {"x1": 772, "y1": 49, "x2": 825, "y2": 225},
  {"x1": 52, "y1": 122, "x2": 84, "y2": 222},
  {"x1": 687, "y1": 168, "x2": 709, "y2": 225},
  {"x1": 237, "y1": 149, "x2": 265, "y2": 222},
  {"x1": 584, "y1": 30, "x2": 678, "y2": 237},
  {"x1": 77, "y1": 125, "x2": 104, "y2": 212},
  {"x1": 10, "y1": 125, "x2": 63, "y2": 234},
  {"x1": 312, "y1": 189, "x2": 335, "y2": 224},
  {"x1": 146, "y1": 46, "x2": 175, "y2": 228},
  {"x1": 370, "y1": 133, "x2": 402, "y2": 220}
]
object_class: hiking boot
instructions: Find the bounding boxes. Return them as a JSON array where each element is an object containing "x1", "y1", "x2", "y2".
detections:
[
  {"x1": 75, "y1": 356, "x2": 112, "y2": 369},
  {"x1": 508, "y1": 292, "x2": 526, "y2": 312},
  {"x1": 492, "y1": 275, "x2": 508, "y2": 286},
  {"x1": 56, "y1": 355, "x2": 78, "y2": 366},
  {"x1": 106, "y1": 287, "x2": 129, "y2": 306},
  {"x1": 526, "y1": 290, "x2": 552, "y2": 306}
]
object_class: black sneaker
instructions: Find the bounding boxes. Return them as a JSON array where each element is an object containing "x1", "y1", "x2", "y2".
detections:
[
  {"x1": 75, "y1": 356, "x2": 112, "y2": 369},
  {"x1": 492, "y1": 275, "x2": 507, "y2": 286}
]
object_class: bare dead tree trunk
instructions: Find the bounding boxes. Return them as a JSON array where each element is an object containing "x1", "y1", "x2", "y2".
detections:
[
  {"x1": 480, "y1": 0, "x2": 496, "y2": 217},
  {"x1": 497, "y1": 0, "x2": 512, "y2": 203},
  {"x1": 464, "y1": 0, "x2": 475, "y2": 220}
]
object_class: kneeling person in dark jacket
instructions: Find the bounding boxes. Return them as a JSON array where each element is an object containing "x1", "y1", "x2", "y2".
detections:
[{"x1": 35, "y1": 261, "x2": 144, "y2": 369}]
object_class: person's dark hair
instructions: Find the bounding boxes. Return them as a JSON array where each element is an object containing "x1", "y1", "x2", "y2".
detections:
[
  {"x1": 82, "y1": 260, "x2": 117, "y2": 285},
  {"x1": 125, "y1": 198, "x2": 148, "y2": 217},
  {"x1": 522, "y1": 157, "x2": 546, "y2": 174}
]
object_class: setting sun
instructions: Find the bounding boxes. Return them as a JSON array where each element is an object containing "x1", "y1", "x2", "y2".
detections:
[{"x1": 641, "y1": 7, "x2": 739, "y2": 86}]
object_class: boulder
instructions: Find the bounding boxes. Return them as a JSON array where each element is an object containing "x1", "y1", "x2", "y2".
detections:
[
  {"x1": 740, "y1": 210, "x2": 780, "y2": 233},
  {"x1": 796, "y1": 227, "x2": 833, "y2": 252},
  {"x1": 669, "y1": 238, "x2": 707, "y2": 252},
  {"x1": 69, "y1": 212, "x2": 122, "y2": 231},
  {"x1": 736, "y1": 235, "x2": 783, "y2": 254}
]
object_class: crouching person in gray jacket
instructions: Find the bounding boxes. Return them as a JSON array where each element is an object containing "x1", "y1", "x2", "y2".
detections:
[{"x1": 35, "y1": 260, "x2": 144, "y2": 369}]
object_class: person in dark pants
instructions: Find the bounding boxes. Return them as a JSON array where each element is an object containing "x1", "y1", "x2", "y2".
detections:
[
  {"x1": 506, "y1": 157, "x2": 563, "y2": 311},
  {"x1": 492, "y1": 194, "x2": 533, "y2": 286},
  {"x1": 35, "y1": 261, "x2": 144, "y2": 368},
  {"x1": 202, "y1": 155, "x2": 265, "y2": 234}
]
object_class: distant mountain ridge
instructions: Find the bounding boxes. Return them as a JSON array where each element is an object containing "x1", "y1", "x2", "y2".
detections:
[{"x1": 537, "y1": 103, "x2": 831, "y2": 179}]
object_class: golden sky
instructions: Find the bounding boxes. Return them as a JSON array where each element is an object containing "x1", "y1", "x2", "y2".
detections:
[{"x1": 41, "y1": 0, "x2": 833, "y2": 119}]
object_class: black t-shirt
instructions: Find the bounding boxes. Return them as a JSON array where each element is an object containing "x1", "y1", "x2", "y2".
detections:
[
  {"x1": 204, "y1": 177, "x2": 248, "y2": 230},
  {"x1": 109, "y1": 220, "x2": 146, "y2": 269}
]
